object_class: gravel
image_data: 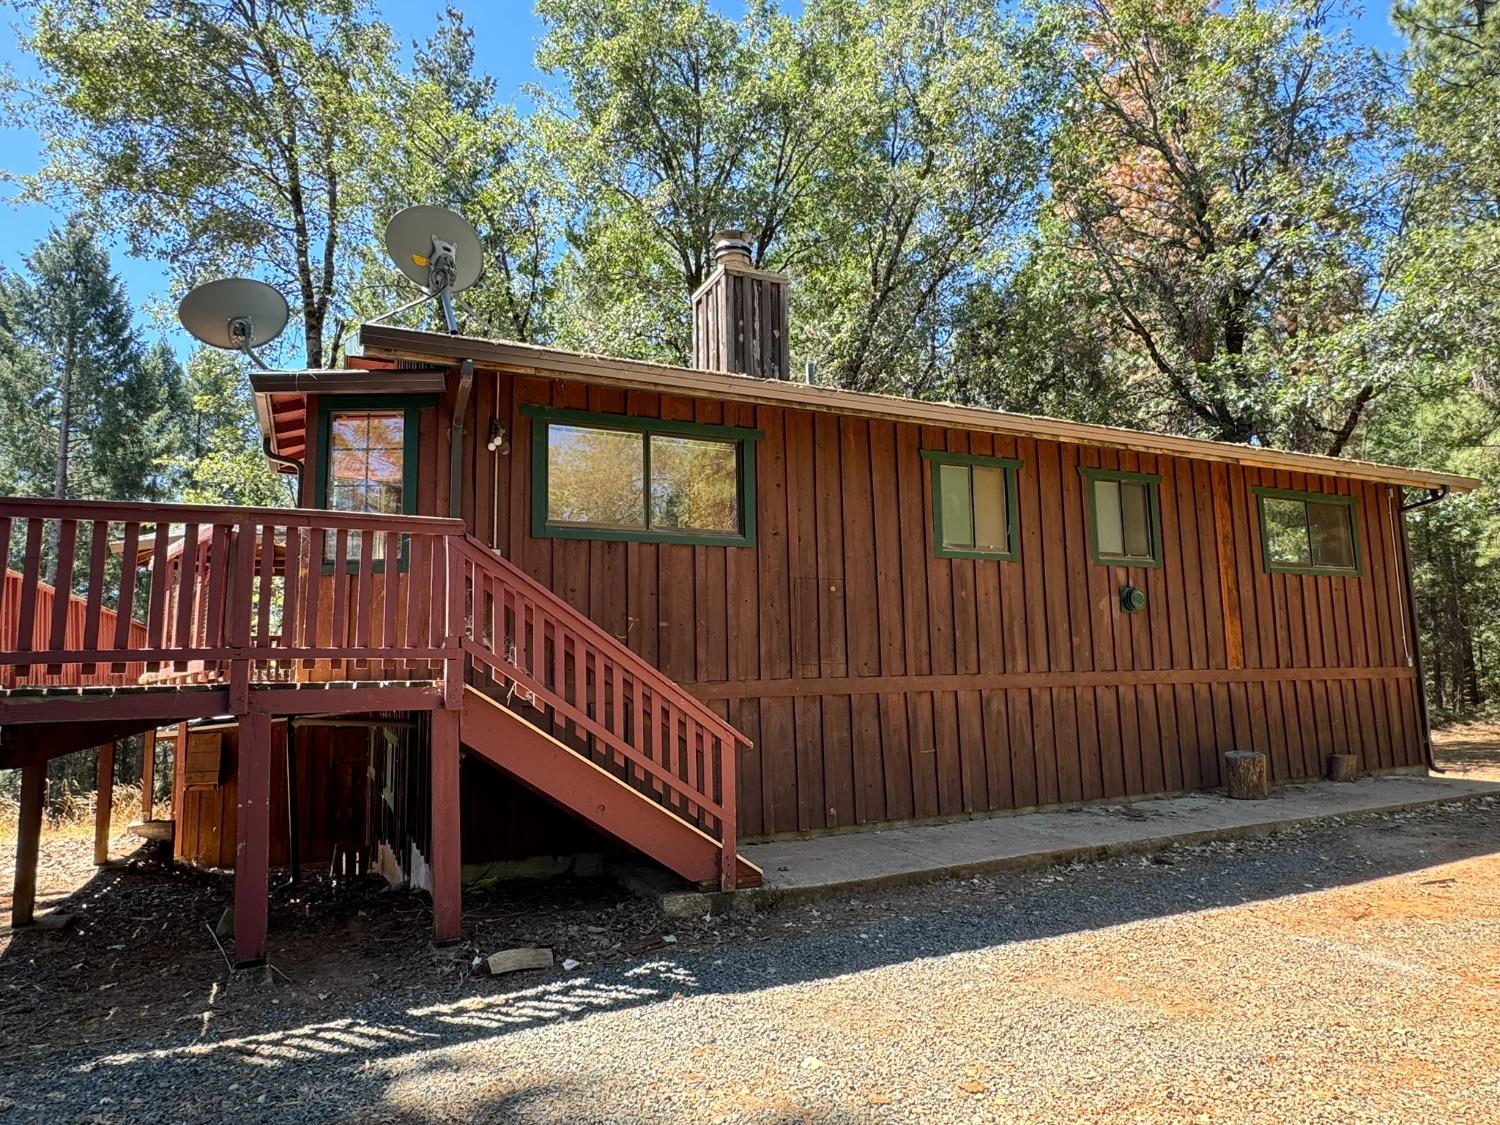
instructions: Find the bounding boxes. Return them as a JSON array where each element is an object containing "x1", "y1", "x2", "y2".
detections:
[{"x1": 2, "y1": 795, "x2": 1499, "y2": 1123}]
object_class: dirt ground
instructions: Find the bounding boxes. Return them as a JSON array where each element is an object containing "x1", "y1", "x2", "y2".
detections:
[
  {"x1": 0, "y1": 723, "x2": 1497, "y2": 1122},
  {"x1": 1432, "y1": 718, "x2": 1500, "y2": 781}
]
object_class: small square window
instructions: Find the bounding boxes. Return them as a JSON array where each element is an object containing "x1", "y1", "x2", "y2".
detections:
[
  {"x1": 1083, "y1": 468, "x2": 1162, "y2": 567},
  {"x1": 922, "y1": 451, "x2": 1021, "y2": 560},
  {"x1": 1255, "y1": 488, "x2": 1360, "y2": 575}
]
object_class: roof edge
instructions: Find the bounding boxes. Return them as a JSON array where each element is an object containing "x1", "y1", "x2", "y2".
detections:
[{"x1": 356, "y1": 323, "x2": 1481, "y2": 495}]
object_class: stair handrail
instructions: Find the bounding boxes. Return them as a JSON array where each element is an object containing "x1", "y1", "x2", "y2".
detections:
[{"x1": 454, "y1": 535, "x2": 750, "y2": 749}]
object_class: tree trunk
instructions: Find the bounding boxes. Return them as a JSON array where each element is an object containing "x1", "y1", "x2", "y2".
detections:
[{"x1": 1223, "y1": 751, "x2": 1269, "y2": 799}]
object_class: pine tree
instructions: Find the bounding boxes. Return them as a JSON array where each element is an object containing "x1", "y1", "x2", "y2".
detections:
[{"x1": 3, "y1": 220, "x2": 151, "y2": 501}]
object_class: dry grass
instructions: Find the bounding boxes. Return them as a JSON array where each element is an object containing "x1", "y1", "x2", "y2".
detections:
[{"x1": 0, "y1": 782, "x2": 164, "y2": 842}]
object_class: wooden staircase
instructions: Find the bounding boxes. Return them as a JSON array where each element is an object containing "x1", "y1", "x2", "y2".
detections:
[{"x1": 452, "y1": 537, "x2": 759, "y2": 890}]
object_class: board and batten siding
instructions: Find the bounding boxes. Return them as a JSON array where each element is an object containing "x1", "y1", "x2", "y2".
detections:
[{"x1": 450, "y1": 370, "x2": 1424, "y2": 839}]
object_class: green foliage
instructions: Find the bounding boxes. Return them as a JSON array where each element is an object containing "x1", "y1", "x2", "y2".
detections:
[
  {"x1": 0, "y1": 220, "x2": 180, "y2": 502},
  {"x1": 358, "y1": 7, "x2": 564, "y2": 342},
  {"x1": 165, "y1": 349, "x2": 290, "y2": 507},
  {"x1": 15, "y1": 0, "x2": 396, "y2": 367},
  {"x1": 1045, "y1": 0, "x2": 1397, "y2": 451}
]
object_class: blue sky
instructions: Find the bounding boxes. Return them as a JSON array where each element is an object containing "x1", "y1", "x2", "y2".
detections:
[{"x1": 0, "y1": 1, "x2": 1404, "y2": 350}]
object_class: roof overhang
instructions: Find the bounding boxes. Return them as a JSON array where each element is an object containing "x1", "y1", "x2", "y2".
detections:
[
  {"x1": 358, "y1": 323, "x2": 1481, "y2": 494},
  {"x1": 250, "y1": 363, "x2": 451, "y2": 470}
]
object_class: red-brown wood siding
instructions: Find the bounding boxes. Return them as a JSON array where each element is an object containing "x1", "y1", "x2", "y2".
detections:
[{"x1": 412, "y1": 368, "x2": 1426, "y2": 840}]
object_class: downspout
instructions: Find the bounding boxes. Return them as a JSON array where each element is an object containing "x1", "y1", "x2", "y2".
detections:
[
  {"x1": 448, "y1": 359, "x2": 475, "y2": 520},
  {"x1": 262, "y1": 436, "x2": 304, "y2": 499},
  {"x1": 1397, "y1": 485, "x2": 1450, "y2": 773}
]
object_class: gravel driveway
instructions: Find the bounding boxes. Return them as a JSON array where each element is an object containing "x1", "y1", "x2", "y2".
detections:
[{"x1": 3, "y1": 796, "x2": 1499, "y2": 1124}]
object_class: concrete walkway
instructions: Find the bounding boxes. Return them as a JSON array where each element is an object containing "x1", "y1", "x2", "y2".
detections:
[{"x1": 693, "y1": 772, "x2": 1500, "y2": 911}]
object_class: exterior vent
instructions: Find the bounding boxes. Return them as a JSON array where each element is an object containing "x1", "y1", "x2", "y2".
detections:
[{"x1": 691, "y1": 229, "x2": 790, "y2": 380}]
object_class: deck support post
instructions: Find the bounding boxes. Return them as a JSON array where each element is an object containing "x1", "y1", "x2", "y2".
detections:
[
  {"x1": 12, "y1": 762, "x2": 45, "y2": 927},
  {"x1": 233, "y1": 710, "x2": 273, "y2": 967},
  {"x1": 140, "y1": 729, "x2": 157, "y2": 819},
  {"x1": 93, "y1": 742, "x2": 115, "y2": 866},
  {"x1": 430, "y1": 706, "x2": 462, "y2": 945}
]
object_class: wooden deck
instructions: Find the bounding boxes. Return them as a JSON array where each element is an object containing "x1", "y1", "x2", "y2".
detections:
[{"x1": 0, "y1": 496, "x2": 754, "y2": 965}]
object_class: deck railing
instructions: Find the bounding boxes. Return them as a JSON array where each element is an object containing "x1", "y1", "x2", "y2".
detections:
[
  {"x1": 453, "y1": 535, "x2": 748, "y2": 888},
  {"x1": 0, "y1": 498, "x2": 465, "y2": 689},
  {"x1": 0, "y1": 497, "x2": 749, "y2": 887}
]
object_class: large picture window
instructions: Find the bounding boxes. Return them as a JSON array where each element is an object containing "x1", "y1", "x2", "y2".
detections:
[
  {"x1": 1081, "y1": 467, "x2": 1163, "y2": 567},
  {"x1": 921, "y1": 450, "x2": 1021, "y2": 560},
  {"x1": 524, "y1": 406, "x2": 761, "y2": 546},
  {"x1": 1254, "y1": 487, "x2": 1361, "y2": 575}
]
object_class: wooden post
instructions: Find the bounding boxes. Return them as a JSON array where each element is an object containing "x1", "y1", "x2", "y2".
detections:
[
  {"x1": 234, "y1": 711, "x2": 272, "y2": 967},
  {"x1": 140, "y1": 728, "x2": 157, "y2": 819},
  {"x1": 430, "y1": 706, "x2": 462, "y2": 945},
  {"x1": 93, "y1": 742, "x2": 115, "y2": 866},
  {"x1": 1224, "y1": 750, "x2": 1269, "y2": 800},
  {"x1": 12, "y1": 762, "x2": 45, "y2": 928}
]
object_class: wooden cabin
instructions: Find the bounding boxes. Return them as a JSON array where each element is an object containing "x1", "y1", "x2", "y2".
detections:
[{"x1": 0, "y1": 233, "x2": 1478, "y2": 967}]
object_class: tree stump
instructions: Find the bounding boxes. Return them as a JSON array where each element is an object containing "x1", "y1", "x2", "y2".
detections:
[
  {"x1": 1327, "y1": 753, "x2": 1358, "y2": 783},
  {"x1": 1223, "y1": 751, "x2": 1269, "y2": 800}
]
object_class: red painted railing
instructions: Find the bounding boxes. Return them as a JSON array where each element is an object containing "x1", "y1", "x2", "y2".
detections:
[
  {"x1": 454, "y1": 536, "x2": 748, "y2": 888},
  {"x1": 0, "y1": 498, "x2": 748, "y2": 887},
  {"x1": 0, "y1": 498, "x2": 465, "y2": 688},
  {"x1": 0, "y1": 569, "x2": 150, "y2": 687}
]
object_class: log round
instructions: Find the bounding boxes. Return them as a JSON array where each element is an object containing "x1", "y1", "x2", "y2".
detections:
[
  {"x1": 1327, "y1": 753, "x2": 1358, "y2": 783},
  {"x1": 1223, "y1": 750, "x2": 1270, "y2": 800}
]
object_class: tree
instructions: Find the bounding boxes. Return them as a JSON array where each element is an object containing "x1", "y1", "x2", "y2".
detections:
[
  {"x1": 164, "y1": 349, "x2": 290, "y2": 507},
  {"x1": 1047, "y1": 0, "x2": 1398, "y2": 451},
  {"x1": 358, "y1": 8, "x2": 565, "y2": 343},
  {"x1": 14, "y1": 0, "x2": 395, "y2": 367},
  {"x1": 0, "y1": 221, "x2": 178, "y2": 502},
  {"x1": 1363, "y1": 0, "x2": 1500, "y2": 719},
  {"x1": 536, "y1": 0, "x2": 1059, "y2": 394}
]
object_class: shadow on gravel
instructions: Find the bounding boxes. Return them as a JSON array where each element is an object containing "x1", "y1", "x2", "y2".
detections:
[{"x1": 19, "y1": 795, "x2": 1496, "y2": 1100}]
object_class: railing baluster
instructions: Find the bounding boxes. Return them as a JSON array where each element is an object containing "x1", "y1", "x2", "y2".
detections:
[
  {"x1": 204, "y1": 524, "x2": 231, "y2": 650},
  {"x1": 46, "y1": 519, "x2": 78, "y2": 670},
  {"x1": 301, "y1": 527, "x2": 323, "y2": 668},
  {"x1": 80, "y1": 520, "x2": 108, "y2": 675},
  {"x1": 280, "y1": 525, "x2": 301, "y2": 659},
  {"x1": 382, "y1": 530, "x2": 400, "y2": 654},
  {"x1": 111, "y1": 523, "x2": 139, "y2": 673},
  {"x1": 354, "y1": 527, "x2": 374, "y2": 650},
  {"x1": 16, "y1": 518, "x2": 45, "y2": 672},
  {"x1": 330, "y1": 529, "x2": 350, "y2": 663},
  {"x1": 256, "y1": 524, "x2": 274, "y2": 646}
]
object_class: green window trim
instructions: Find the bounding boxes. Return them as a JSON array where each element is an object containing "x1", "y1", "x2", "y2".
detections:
[
  {"x1": 1252, "y1": 486, "x2": 1363, "y2": 576},
  {"x1": 313, "y1": 395, "x2": 433, "y2": 573},
  {"x1": 522, "y1": 404, "x2": 763, "y2": 547},
  {"x1": 1079, "y1": 466, "x2": 1164, "y2": 568},
  {"x1": 921, "y1": 449, "x2": 1022, "y2": 561}
]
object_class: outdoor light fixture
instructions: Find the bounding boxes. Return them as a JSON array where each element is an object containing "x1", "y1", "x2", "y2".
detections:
[{"x1": 487, "y1": 419, "x2": 510, "y2": 454}]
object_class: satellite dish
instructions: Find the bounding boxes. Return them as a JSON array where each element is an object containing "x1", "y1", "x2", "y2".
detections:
[
  {"x1": 375, "y1": 205, "x2": 483, "y2": 334},
  {"x1": 178, "y1": 278, "x2": 289, "y2": 368}
]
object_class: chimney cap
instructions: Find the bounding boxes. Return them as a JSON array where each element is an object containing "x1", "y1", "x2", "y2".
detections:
[{"x1": 713, "y1": 228, "x2": 753, "y2": 269}]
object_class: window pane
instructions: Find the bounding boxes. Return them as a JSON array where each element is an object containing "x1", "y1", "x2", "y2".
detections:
[
  {"x1": 547, "y1": 425, "x2": 646, "y2": 528},
  {"x1": 1121, "y1": 481, "x2": 1151, "y2": 558},
  {"x1": 649, "y1": 435, "x2": 739, "y2": 533},
  {"x1": 972, "y1": 466, "x2": 1007, "y2": 551},
  {"x1": 1263, "y1": 497, "x2": 1311, "y2": 566},
  {"x1": 939, "y1": 463, "x2": 973, "y2": 548},
  {"x1": 1307, "y1": 501, "x2": 1354, "y2": 569},
  {"x1": 1094, "y1": 479, "x2": 1124, "y2": 557},
  {"x1": 327, "y1": 410, "x2": 406, "y2": 560}
]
